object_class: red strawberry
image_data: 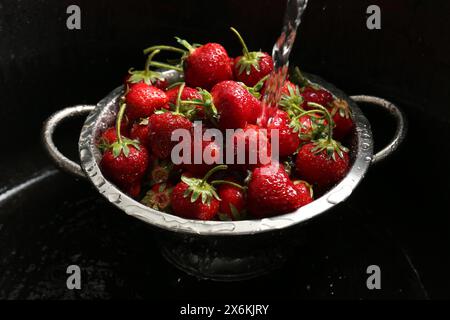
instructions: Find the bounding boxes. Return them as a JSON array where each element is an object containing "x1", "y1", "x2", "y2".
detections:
[
  {"x1": 267, "y1": 110, "x2": 300, "y2": 157},
  {"x1": 165, "y1": 84, "x2": 205, "y2": 119},
  {"x1": 217, "y1": 181, "x2": 246, "y2": 221},
  {"x1": 98, "y1": 127, "x2": 120, "y2": 148},
  {"x1": 129, "y1": 118, "x2": 151, "y2": 149},
  {"x1": 329, "y1": 99, "x2": 354, "y2": 140},
  {"x1": 281, "y1": 80, "x2": 297, "y2": 96},
  {"x1": 247, "y1": 162, "x2": 308, "y2": 218},
  {"x1": 98, "y1": 118, "x2": 130, "y2": 149},
  {"x1": 293, "y1": 180, "x2": 314, "y2": 207},
  {"x1": 124, "y1": 49, "x2": 168, "y2": 90},
  {"x1": 230, "y1": 27, "x2": 274, "y2": 87},
  {"x1": 301, "y1": 86, "x2": 333, "y2": 110},
  {"x1": 295, "y1": 142, "x2": 349, "y2": 190},
  {"x1": 100, "y1": 100, "x2": 150, "y2": 198},
  {"x1": 141, "y1": 183, "x2": 172, "y2": 212},
  {"x1": 100, "y1": 139, "x2": 149, "y2": 198},
  {"x1": 166, "y1": 85, "x2": 201, "y2": 104},
  {"x1": 182, "y1": 136, "x2": 222, "y2": 177},
  {"x1": 148, "y1": 111, "x2": 192, "y2": 159},
  {"x1": 210, "y1": 80, "x2": 261, "y2": 129},
  {"x1": 177, "y1": 39, "x2": 233, "y2": 90},
  {"x1": 278, "y1": 82, "x2": 304, "y2": 116},
  {"x1": 230, "y1": 124, "x2": 271, "y2": 169},
  {"x1": 294, "y1": 113, "x2": 328, "y2": 143},
  {"x1": 125, "y1": 82, "x2": 169, "y2": 121},
  {"x1": 171, "y1": 165, "x2": 228, "y2": 220},
  {"x1": 294, "y1": 102, "x2": 350, "y2": 190}
]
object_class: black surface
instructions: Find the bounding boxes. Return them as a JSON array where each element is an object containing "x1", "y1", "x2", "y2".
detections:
[
  {"x1": 1, "y1": 0, "x2": 449, "y2": 300},
  {"x1": 0, "y1": 170, "x2": 427, "y2": 300}
]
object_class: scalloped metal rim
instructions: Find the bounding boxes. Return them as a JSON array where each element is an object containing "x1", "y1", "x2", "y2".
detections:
[{"x1": 78, "y1": 71, "x2": 373, "y2": 236}]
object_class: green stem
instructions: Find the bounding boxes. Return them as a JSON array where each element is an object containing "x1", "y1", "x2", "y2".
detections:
[
  {"x1": 230, "y1": 27, "x2": 250, "y2": 57},
  {"x1": 175, "y1": 37, "x2": 195, "y2": 53},
  {"x1": 297, "y1": 109, "x2": 326, "y2": 119},
  {"x1": 143, "y1": 45, "x2": 186, "y2": 55},
  {"x1": 253, "y1": 74, "x2": 269, "y2": 89},
  {"x1": 201, "y1": 165, "x2": 228, "y2": 186},
  {"x1": 116, "y1": 102, "x2": 127, "y2": 144},
  {"x1": 175, "y1": 82, "x2": 185, "y2": 114},
  {"x1": 289, "y1": 102, "x2": 306, "y2": 114},
  {"x1": 307, "y1": 102, "x2": 334, "y2": 141},
  {"x1": 144, "y1": 49, "x2": 161, "y2": 73},
  {"x1": 166, "y1": 81, "x2": 185, "y2": 90},
  {"x1": 148, "y1": 61, "x2": 183, "y2": 72},
  {"x1": 179, "y1": 100, "x2": 201, "y2": 106},
  {"x1": 211, "y1": 180, "x2": 247, "y2": 191}
]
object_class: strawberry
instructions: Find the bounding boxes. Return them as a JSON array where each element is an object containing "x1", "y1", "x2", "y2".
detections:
[
  {"x1": 329, "y1": 99, "x2": 354, "y2": 140},
  {"x1": 179, "y1": 40, "x2": 233, "y2": 90},
  {"x1": 98, "y1": 127, "x2": 120, "y2": 150},
  {"x1": 230, "y1": 27, "x2": 274, "y2": 87},
  {"x1": 295, "y1": 142, "x2": 349, "y2": 191},
  {"x1": 293, "y1": 180, "x2": 314, "y2": 207},
  {"x1": 301, "y1": 86, "x2": 333, "y2": 110},
  {"x1": 210, "y1": 80, "x2": 261, "y2": 129},
  {"x1": 247, "y1": 162, "x2": 308, "y2": 218},
  {"x1": 144, "y1": 38, "x2": 233, "y2": 91},
  {"x1": 147, "y1": 83, "x2": 196, "y2": 160},
  {"x1": 98, "y1": 116, "x2": 131, "y2": 149},
  {"x1": 129, "y1": 118, "x2": 151, "y2": 149},
  {"x1": 100, "y1": 101, "x2": 149, "y2": 198},
  {"x1": 292, "y1": 113, "x2": 328, "y2": 143},
  {"x1": 279, "y1": 87, "x2": 330, "y2": 144},
  {"x1": 182, "y1": 135, "x2": 222, "y2": 177},
  {"x1": 125, "y1": 50, "x2": 168, "y2": 90},
  {"x1": 295, "y1": 102, "x2": 350, "y2": 190},
  {"x1": 217, "y1": 180, "x2": 246, "y2": 221},
  {"x1": 171, "y1": 165, "x2": 228, "y2": 220},
  {"x1": 281, "y1": 80, "x2": 298, "y2": 96},
  {"x1": 125, "y1": 82, "x2": 169, "y2": 122},
  {"x1": 278, "y1": 82, "x2": 304, "y2": 116},
  {"x1": 230, "y1": 124, "x2": 271, "y2": 170},
  {"x1": 166, "y1": 84, "x2": 201, "y2": 105},
  {"x1": 141, "y1": 183, "x2": 172, "y2": 212},
  {"x1": 165, "y1": 84, "x2": 205, "y2": 119},
  {"x1": 266, "y1": 110, "x2": 300, "y2": 157},
  {"x1": 148, "y1": 111, "x2": 192, "y2": 159}
]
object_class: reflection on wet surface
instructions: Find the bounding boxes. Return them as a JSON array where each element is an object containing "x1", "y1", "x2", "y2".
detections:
[{"x1": 0, "y1": 171, "x2": 427, "y2": 299}]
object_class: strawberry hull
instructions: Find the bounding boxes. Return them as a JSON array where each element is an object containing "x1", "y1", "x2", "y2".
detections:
[{"x1": 43, "y1": 70, "x2": 406, "y2": 281}]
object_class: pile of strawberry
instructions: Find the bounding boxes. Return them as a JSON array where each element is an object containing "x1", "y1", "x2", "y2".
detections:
[{"x1": 97, "y1": 28, "x2": 354, "y2": 221}]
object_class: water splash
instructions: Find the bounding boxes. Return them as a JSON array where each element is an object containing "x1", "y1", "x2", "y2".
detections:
[{"x1": 258, "y1": 0, "x2": 309, "y2": 126}]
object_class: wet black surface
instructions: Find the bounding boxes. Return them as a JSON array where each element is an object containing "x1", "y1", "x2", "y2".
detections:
[
  {"x1": 0, "y1": 170, "x2": 427, "y2": 300},
  {"x1": 1, "y1": 0, "x2": 449, "y2": 300}
]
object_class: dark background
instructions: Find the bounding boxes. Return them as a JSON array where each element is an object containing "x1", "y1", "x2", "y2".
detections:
[{"x1": 0, "y1": 0, "x2": 449, "y2": 300}]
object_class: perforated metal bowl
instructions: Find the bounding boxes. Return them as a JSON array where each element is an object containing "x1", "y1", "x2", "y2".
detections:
[{"x1": 42, "y1": 71, "x2": 406, "y2": 280}]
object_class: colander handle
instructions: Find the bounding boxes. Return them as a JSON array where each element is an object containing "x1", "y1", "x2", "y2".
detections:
[
  {"x1": 42, "y1": 105, "x2": 95, "y2": 179},
  {"x1": 350, "y1": 95, "x2": 407, "y2": 165}
]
